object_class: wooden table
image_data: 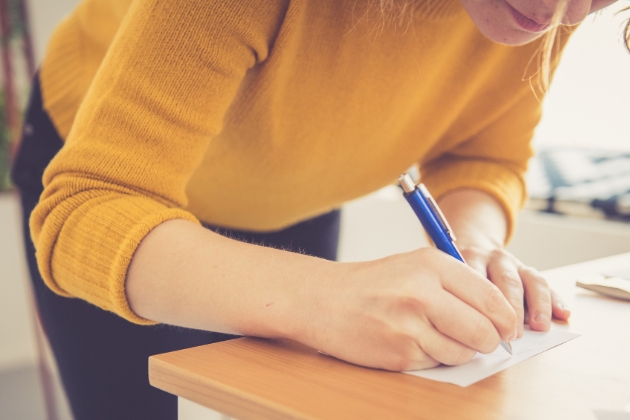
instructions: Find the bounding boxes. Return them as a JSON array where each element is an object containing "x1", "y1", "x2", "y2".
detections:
[{"x1": 149, "y1": 253, "x2": 630, "y2": 420}]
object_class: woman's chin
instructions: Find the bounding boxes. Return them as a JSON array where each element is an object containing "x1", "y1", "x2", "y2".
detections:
[{"x1": 477, "y1": 25, "x2": 546, "y2": 46}]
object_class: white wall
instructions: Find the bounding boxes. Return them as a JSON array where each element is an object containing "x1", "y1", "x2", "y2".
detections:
[
  {"x1": 29, "y1": 0, "x2": 80, "y2": 62},
  {"x1": 0, "y1": 195, "x2": 37, "y2": 370},
  {"x1": 533, "y1": 5, "x2": 630, "y2": 153},
  {"x1": 508, "y1": 210, "x2": 630, "y2": 270},
  {"x1": 338, "y1": 186, "x2": 630, "y2": 270}
]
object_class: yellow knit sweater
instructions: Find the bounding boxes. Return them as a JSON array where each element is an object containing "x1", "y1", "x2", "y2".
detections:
[{"x1": 32, "y1": 0, "x2": 572, "y2": 324}]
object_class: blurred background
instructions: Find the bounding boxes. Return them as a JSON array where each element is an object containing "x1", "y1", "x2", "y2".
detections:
[{"x1": 1, "y1": 1, "x2": 630, "y2": 419}]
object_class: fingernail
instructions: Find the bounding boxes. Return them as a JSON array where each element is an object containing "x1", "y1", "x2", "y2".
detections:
[
  {"x1": 560, "y1": 303, "x2": 570, "y2": 311},
  {"x1": 535, "y1": 313, "x2": 550, "y2": 327}
]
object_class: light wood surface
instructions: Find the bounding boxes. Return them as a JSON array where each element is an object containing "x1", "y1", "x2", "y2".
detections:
[{"x1": 149, "y1": 253, "x2": 630, "y2": 420}]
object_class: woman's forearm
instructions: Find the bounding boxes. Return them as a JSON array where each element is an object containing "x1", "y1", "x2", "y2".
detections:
[
  {"x1": 126, "y1": 219, "x2": 336, "y2": 339},
  {"x1": 125, "y1": 217, "x2": 518, "y2": 371}
]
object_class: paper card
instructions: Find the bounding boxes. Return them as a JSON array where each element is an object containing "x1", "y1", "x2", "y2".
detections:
[
  {"x1": 405, "y1": 328, "x2": 579, "y2": 387},
  {"x1": 577, "y1": 274, "x2": 630, "y2": 301}
]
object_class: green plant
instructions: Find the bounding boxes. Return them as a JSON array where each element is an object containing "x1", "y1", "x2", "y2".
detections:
[{"x1": 0, "y1": 0, "x2": 35, "y2": 192}]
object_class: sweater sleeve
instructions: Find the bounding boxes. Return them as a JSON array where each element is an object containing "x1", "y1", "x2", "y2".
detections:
[
  {"x1": 420, "y1": 88, "x2": 541, "y2": 243},
  {"x1": 31, "y1": 0, "x2": 290, "y2": 324}
]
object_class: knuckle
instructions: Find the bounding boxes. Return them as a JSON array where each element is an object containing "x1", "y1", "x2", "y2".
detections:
[
  {"x1": 391, "y1": 356, "x2": 413, "y2": 372},
  {"x1": 533, "y1": 274, "x2": 549, "y2": 288},
  {"x1": 441, "y1": 343, "x2": 477, "y2": 366},
  {"x1": 383, "y1": 328, "x2": 425, "y2": 372},
  {"x1": 490, "y1": 248, "x2": 509, "y2": 260},
  {"x1": 397, "y1": 354, "x2": 438, "y2": 371},
  {"x1": 484, "y1": 286, "x2": 505, "y2": 313},
  {"x1": 460, "y1": 247, "x2": 486, "y2": 264},
  {"x1": 521, "y1": 266, "x2": 548, "y2": 287},
  {"x1": 405, "y1": 289, "x2": 433, "y2": 313},
  {"x1": 452, "y1": 347, "x2": 477, "y2": 365},
  {"x1": 503, "y1": 303, "x2": 518, "y2": 324},
  {"x1": 383, "y1": 354, "x2": 411, "y2": 372},
  {"x1": 496, "y1": 273, "x2": 523, "y2": 290},
  {"x1": 392, "y1": 342, "x2": 420, "y2": 371},
  {"x1": 459, "y1": 247, "x2": 478, "y2": 261}
]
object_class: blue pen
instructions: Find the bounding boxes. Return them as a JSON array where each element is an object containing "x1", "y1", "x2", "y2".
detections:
[{"x1": 398, "y1": 173, "x2": 513, "y2": 355}]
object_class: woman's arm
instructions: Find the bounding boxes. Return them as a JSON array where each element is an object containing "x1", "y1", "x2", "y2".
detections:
[
  {"x1": 437, "y1": 188, "x2": 571, "y2": 337},
  {"x1": 31, "y1": 0, "x2": 291, "y2": 324},
  {"x1": 126, "y1": 219, "x2": 330, "y2": 338},
  {"x1": 126, "y1": 218, "x2": 518, "y2": 371}
]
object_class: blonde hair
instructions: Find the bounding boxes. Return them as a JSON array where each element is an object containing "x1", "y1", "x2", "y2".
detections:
[
  {"x1": 361, "y1": 0, "x2": 413, "y2": 34},
  {"x1": 537, "y1": 0, "x2": 570, "y2": 93},
  {"x1": 623, "y1": 7, "x2": 630, "y2": 51}
]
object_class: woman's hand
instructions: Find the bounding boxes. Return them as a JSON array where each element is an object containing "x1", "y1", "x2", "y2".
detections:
[
  {"x1": 437, "y1": 188, "x2": 571, "y2": 338},
  {"x1": 129, "y1": 218, "x2": 521, "y2": 373},
  {"x1": 300, "y1": 247, "x2": 518, "y2": 372},
  {"x1": 128, "y1": 220, "x2": 517, "y2": 373},
  {"x1": 458, "y1": 246, "x2": 570, "y2": 338}
]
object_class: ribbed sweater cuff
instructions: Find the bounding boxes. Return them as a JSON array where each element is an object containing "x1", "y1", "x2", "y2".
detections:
[{"x1": 421, "y1": 160, "x2": 526, "y2": 243}]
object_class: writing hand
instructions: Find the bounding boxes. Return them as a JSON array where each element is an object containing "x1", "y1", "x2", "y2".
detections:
[{"x1": 302, "y1": 248, "x2": 517, "y2": 371}]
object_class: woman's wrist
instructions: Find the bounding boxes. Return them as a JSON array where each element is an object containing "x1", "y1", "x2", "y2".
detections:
[
  {"x1": 266, "y1": 254, "x2": 343, "y2": 344},
  {"x1": 437, "y1": 188, "x2": 508, "y2": 250},
  {"x1": 283, "y1": 258, "x2": 355, "y2": 347}
]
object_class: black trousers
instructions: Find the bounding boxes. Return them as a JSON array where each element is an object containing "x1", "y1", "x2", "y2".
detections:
[{"x1": 11, "y1": 75, "x2": 340, "y2": 420}]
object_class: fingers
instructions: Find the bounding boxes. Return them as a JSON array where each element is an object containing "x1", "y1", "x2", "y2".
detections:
[
  {"x1": 519, "y1": 266, "x2": 552, "y2": 331},
  {"x1": 415, "y1": 323, "x2": 478, "y2": 366},
  {"x1": 423, "y1": 289, "x2": 501, "y2": 354},
  {"x1": 403, "y1": 354, "x2": 441, "y2": 371},
  {"x1": 520, "y1": 266, "x2": 572, "y2": 329},
  {"x1": 434, "y1": 252, "x2": 517, "y2": 342},
  {"x1": 487, "y1": 250, "x2": 525, "y2": 338},
  {"x1": 551, "y1": 289, "x2": 571, "y2": 321},
  {"x1": 381, "y1": 340, "x2": 441, "y2": 372}
]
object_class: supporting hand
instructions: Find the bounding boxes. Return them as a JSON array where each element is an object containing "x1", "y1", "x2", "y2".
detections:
[
  {"x1": 437, "y1": 188, "x2": 571, "y2": 338},
  {"x1": 460, "y1": 246, "x2": 571, "y2": 337}
]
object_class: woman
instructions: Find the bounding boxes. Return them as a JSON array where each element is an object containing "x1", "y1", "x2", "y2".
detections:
[{"x1": 12, "y1": 0, "x2": 620, "y2": 418}]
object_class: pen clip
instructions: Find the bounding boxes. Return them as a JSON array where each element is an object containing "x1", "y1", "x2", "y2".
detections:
[{"x1": 417, "y1": 184, "x2": 457, "y2": 242}]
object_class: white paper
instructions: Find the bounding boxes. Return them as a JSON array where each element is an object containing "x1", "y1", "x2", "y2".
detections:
[{"x1": 404, "y1": 328, "x2": 579, "y2": 387}]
